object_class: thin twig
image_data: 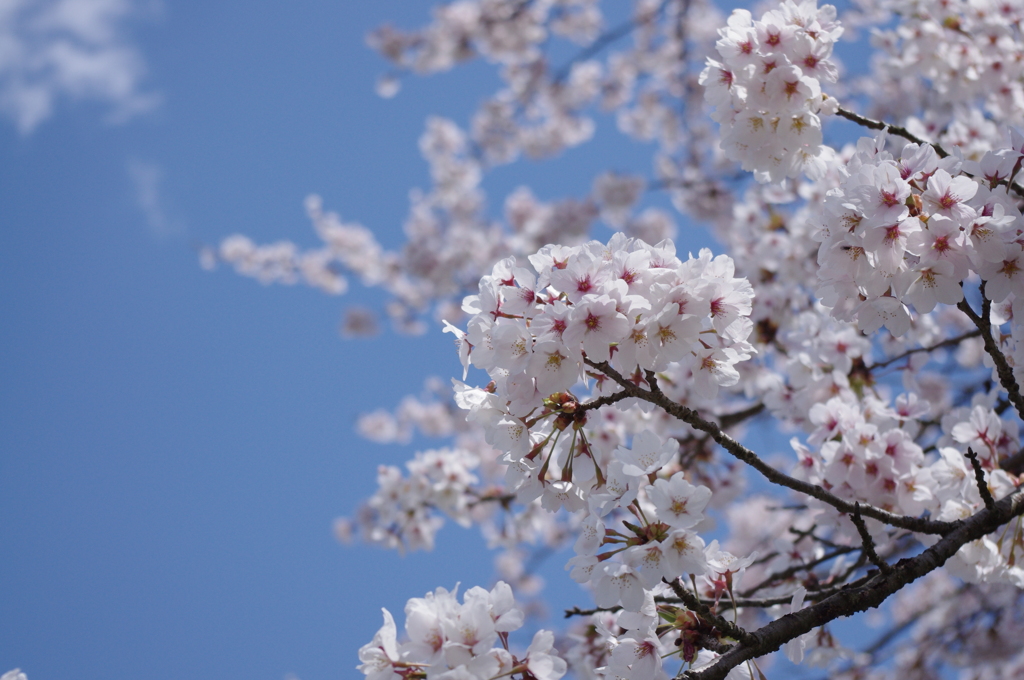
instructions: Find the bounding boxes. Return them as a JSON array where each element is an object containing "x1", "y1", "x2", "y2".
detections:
[
  {"x1": 869, "y1": 330, "x2": 982, "y2": 370},
  {"x1": 835, "y1": 107, "x2": 1024, "y2": 199},
  {"x1": 565, "y1": 605, "x2": 618, "y2": 618},
  {"x1": 581, "y1": 389, "x2": 633, "y2": 412},
  {"x1": 956, "y1": 290, "x2": 1024, "y2": 421},
  {"x1": 739, "y1": 545, "x2": 858, "y2": 597},
  {"x1": 717, "y1": 402, "x2": 766, "y2": 429},
  {"x1": 965, "y1": 448, "x2": 996, "y2": 511},
  {"x1": 659, "y1": 575, "x2": 873, "y2": 610},
  {"x1": 835, "y1": 107, "x2": 944, "y2": 156},
  {"x1": 850, "y1": 502, "x2": 893, "y2": 574},
  {"x1": 552, "y1": 0, "x2": 671, "y2": 83}
]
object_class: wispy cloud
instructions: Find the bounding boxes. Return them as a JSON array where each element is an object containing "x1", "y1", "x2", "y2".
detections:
[
  {"x1": 0, "y1": 0, "x2": 160, "y2": 134},
  {"x1": 127, "y1": 158, "x2": 184, "y2": 238}
]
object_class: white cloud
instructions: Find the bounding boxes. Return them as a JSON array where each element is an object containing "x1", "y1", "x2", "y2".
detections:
[
  {"x1": 127, "y1": 157, "x2": 184, "y2": 238},
  {"x1": 0, "y1": 0, "x2": 159, "y2": 133}
]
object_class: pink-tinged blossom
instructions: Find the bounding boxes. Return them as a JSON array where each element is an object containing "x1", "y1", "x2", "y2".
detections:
[
  {"x1": 898, "y1": 259, "x2": 964, "y2": 313},
  {"x1": 646, "y1": 473, "x2": 712, "y2": 529},
  {"x1": 357, "y1": 609, "x2": 402, "y2": 680},
  {"x1": 853, "y1": 163, "x2": 910, "y2": 226},
  {"x1": 648, "y1": 308, "x2": 703, "y2": 370},
  {"x1": 702, "y1": 2, "x2": 841, "y2": 183},
  {"x1": 951, "y1": 405, "x2": 1003, "y2": 462},
  {"x1": 978, "y1": 248, "x2": 1024, "y2": 303},
  {"x1": 525, "y1": 630, "x2": 568, "y2": 680},
  {"x1": 616, "y1": 430, "x2": 678, "y2": 477},
  {"x1": 663, "y1": 529, "x2": 708, "y2": 577},
  {"x1": 922, "y1": 169, "x2": 978, "y2": 225},
  {"x1": 607, "y1": 632, "x2": 663, "y2": 680},
  {"x1": 692, "y1": 347, "x2": 742, "y2": 399},
  {"x1": 905, "y1": 215, "x2": 970, "y2": 281},
  {"x1": 529, "y1": 339, "x2": 582, "y2": 395},
  {"x1": 563, "y1": 294, "x2": 631, "y2": 363},
  {"x1": 857, "y1": 296, "x2": 912, "y2": 337},
  {"x1": 594, "y1": 562, "x2": 646, "y2": 611}
]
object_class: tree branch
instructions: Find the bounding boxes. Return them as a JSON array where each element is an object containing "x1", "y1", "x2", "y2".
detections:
[
  {"x1": 835, "y1": 107, "x2": 1024, "y2": 199},
  {"x1": 956, "y1": 292, "x2": 1024, "y2": 421},
  {"x1": 835, "y1": 107, "x2": 945, "y2": 156},
  {"x1": 583, "y1": 359, "x2": 958, "y2": 535},
  {"x1": 739, "y1": 545, "x2": 859, "y2": 597},
  {"x1": 868, "y1": 329, "x2": 982, "y2": 370},
  {"x1": 850, "y1": 503, "x2": 892, "y2": 574},
  {"x1": 680, "y1": 486, "x2": 1024, "y2": 680},
  {"x1": 965, "y1": 448, "x2": 996, "y2": 511},
  {"x1": 665, "y1": 578, "x2": 754, "y2": 645}
]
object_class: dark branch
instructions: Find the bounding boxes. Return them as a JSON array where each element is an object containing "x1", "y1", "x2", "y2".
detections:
[
  {"x1": 835, "y1": 107, "x2": 945, "y2": 156},
  {"x1": 835, "y1": 107, "x2": 1024, "y2": 199},
  {"x1": 665, "y1": 578, "x2": 754, "y2": 645},
  {"x1": 850, "y1": 503, "x2": 892, "y2": 574},
  {"x1": 584, "y1": 359, "x2": 958, "y2": 535},
  {"x1": 660, "y1": 575, "x2": 874, "y2": 610},
  {"x1": 965, "y1": 448, "x2": 996, "y2": 511},
  {"x1": 1001, "y1": 448, "x2": 1024, "y2": 475},
  {"x1": 739, "y1": 545, "x2": 859, "y2": 597},
  {"x1": 956, "y1": 292, "x2": 1024, "y2": 421},
  {"x1": 581, "y1": 389, "x2": 633, "y2": 412},
  {"x1": 564, "y1": 604, "x2": 618, "y2": 618},
  {"x1": 680, "y1": 486, "x2": 1024, "y2": 680},
  {"x1": 869, "y1": 330, "x2": 982, "y2": 370},
  {"x1": 717, "y1": 402, "x2": 766, "y2": 429}
]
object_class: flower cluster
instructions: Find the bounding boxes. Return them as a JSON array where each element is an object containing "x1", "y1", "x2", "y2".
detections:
[
  {"x1": 700, "y1": 0, "x2": 843, "y2": 183},
  {"x1": 352, "y1": 448, "x2": 481, "y2": 553},
  {"x1": 859, "y1": 0, "x2": 1024, "y2": 127},
  {"x1": 815, "y1": 131, "x2": 1024, "y2": 337},
  {"x1": 794, "y1": 393, "x2": 1024, "y2": 586},
  {"x1": 446, "y1": 233, "x2": 754, "y2": 502},
  {"x1": 358, "y1": 582, "x2": 566, "y2": 680}
]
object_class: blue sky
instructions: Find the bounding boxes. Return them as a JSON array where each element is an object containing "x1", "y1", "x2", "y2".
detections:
[{"x1": 0, "y1": 2, "x2": 704, "y2": 679}]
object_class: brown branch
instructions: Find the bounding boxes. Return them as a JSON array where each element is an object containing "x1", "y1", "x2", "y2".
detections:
[
  {"x1": 956, "y1": 291, "x2": 1024, "y2": 421},
  {"x1": 868, "y1": 330, "x2": 982, "y2": 370},
  {"x1": 739, "y1": 545, "x2": 859, "y2": 597},
  {"x1": 717, "y1": 402, "x2": 766, "y2": 429},
  {"x1": 835, "y1": 107, "x2": 1024, "y2": 199},
  {"x1": 835, "y1": 107, "x2": 945, "y2": 156},
  {"x1": 680, "y1": 486, "x2": 1024, "y2": 680},
  {"x1": 965, "y1": 448, "x2": 996, "y2": 511},
  {"x1": 581, "y1": 389, "x2": 633, "y2": 412},
  {"x1": 666, "y1": 578, "x2": 754, "y2": 645},
  {"x1": 660, "y1": 575, "x2": 874, "y2": 610},
  {"x1": 850, "y1": 503, "x2": 893, "y2": 575},
  {"x1": 583, "y1": 359, "x2": 958, "y2": 535},
  {"x1": 564, "y1": 605, "x2": 619, "y2": 618},
  {"x1": 1001, "y1": 448, "x2": 1024, "y2": 475}
]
